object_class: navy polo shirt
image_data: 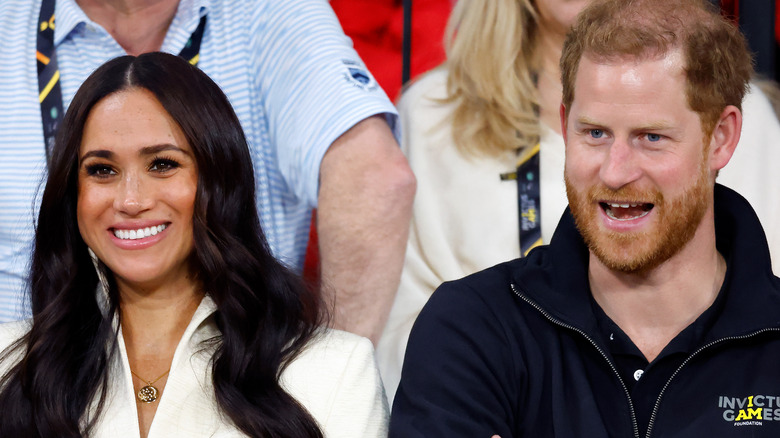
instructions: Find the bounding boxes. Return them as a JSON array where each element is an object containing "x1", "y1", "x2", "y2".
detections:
[{"x1": 591, "y1": 284, "x2": 728, "y2": 436}]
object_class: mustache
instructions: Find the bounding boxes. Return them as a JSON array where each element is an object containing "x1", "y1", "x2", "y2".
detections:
[{"x1": 584, "y1": 184, "x2": 665, "y2": 206}]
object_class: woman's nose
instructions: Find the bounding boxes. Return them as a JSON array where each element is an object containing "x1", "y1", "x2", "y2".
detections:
[{"x1": 113, "y1": 173, "x2": 153, "y2": 215}]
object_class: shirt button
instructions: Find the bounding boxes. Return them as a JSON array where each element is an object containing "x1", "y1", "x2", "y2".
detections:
[{"x1": 634, "y1": 369, "x2": 644, "y2": 381}]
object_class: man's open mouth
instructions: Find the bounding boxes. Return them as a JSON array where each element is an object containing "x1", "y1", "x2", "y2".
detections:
[{"x1": 599, "y1": 202, "x2": 654, "y2": 221}]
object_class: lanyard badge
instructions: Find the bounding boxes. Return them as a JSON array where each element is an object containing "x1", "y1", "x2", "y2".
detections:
[{"x1": 500, "y1": 143, "x2": 542, "y2": 256}]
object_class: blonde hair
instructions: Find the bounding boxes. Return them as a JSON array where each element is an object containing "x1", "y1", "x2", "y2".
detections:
[{"x1": 443, "y1": 0, "x2": 540, "y2": 156}]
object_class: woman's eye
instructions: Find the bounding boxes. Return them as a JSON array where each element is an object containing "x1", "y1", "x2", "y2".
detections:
[
  {"x1": 85, "y1": 164, "x2": 115, "y2": 178},
  {"x1": 149, "y1": 158, "x2": 180, "y2": 173},
  {"x1": 647, "y1": 133, "x2": 662, "y2": 142},
  {"x1": 589, "y1": 129, "x2": 604, "y2": 139}
]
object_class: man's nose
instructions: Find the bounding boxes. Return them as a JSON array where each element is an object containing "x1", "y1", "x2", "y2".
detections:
[{"x1": 599, "y1": 139, "x2": 642, "y2": 190}]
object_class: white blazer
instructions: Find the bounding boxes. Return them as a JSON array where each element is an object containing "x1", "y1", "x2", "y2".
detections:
[{"x1": 0, "y1": 296, "x2": 388, "y2": 437}]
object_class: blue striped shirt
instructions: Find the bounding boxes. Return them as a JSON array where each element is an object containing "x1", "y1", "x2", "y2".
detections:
[{"x1": 0, "y1": 0, "x2": 399, "y2": 322}]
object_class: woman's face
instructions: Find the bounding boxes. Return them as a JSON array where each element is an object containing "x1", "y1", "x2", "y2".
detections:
[
  {"x1": 77, "y1": 88, "x2": 199, "y2": 292},
  {"x1": 535, "y1": 0, "x2": 591, "y2": 35}
]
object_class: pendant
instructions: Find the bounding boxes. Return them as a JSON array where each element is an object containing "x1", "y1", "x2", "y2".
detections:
[{"x1": 137, "y1": 385, "x2": 159, "y2": 403}]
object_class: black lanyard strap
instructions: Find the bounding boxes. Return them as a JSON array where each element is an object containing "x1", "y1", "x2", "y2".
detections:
[
  {"x1": 37, "y1": 0, "x2": 63, "y2": 166},
  {"x1": 179, "y1": 13, "x2": 207, "y2": 65},
  {"x1": 36, "y1": 0, "x2": 207, "y2": 165},
  {"x1": 516, "y1": 143, "x2": 542, "y2": 256},
  {"x1": 499, "y1": 143, "x2": 542, "y2": 256}
]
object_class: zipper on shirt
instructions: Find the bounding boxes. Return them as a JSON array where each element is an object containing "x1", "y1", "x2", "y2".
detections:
[
  {"x1": 644, "y1": 328, "x2": 780, "y2": 437},
  {"x1": 511, "y1": 283, "x2": 640, "y2": 438}
]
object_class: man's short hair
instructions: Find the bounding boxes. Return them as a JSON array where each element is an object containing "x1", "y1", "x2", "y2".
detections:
[{"x1": 560, "y1": 0, "x2": 753, "y2": 137}]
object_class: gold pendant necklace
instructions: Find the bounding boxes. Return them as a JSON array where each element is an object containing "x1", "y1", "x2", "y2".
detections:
[{"x1": 131, "y1": 369, "x2": 170, "y2": 403}]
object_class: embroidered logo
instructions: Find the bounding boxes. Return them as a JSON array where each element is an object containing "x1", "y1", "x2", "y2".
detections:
[
  {"x1": 719, "y1": 395, "x2": 780, "y2": 426},
  {"x1": 341, "y1": 59, "x2": 378, "y2": 91}
]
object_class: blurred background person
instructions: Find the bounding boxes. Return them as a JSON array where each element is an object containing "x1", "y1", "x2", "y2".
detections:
[
  {"x1": 377, "y1": 0, "x2": 780, "y2": 403},
  {"x1": 331, "y1": 0, "x2": 451, "y2": 100},
  {"x1": 303, "y1": 0, "x2": 452, "y2": 285},
  {"x1": 0, "y1": 53, "x2": 387, "y2": 438}
]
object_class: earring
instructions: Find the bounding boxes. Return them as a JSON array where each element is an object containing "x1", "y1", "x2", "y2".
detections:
[{"x1": 88, "y1": 247, "x2": 111, "y2": 315}]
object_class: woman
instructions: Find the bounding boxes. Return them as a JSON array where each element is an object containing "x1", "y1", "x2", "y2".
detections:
[
  {"x1": 0, "y1": 52, "x2": 386, "y2": 437},
  {"x1": 378, "y1": 0, "x2": 780, "y2": 404}
]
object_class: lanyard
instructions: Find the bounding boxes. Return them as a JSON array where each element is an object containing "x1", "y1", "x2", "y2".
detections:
[
  {"x1": 500, "y1": 143, "x2": 542, "y2": 256},
  {"x1": 36, "y1": 0, "x2": 207, "y2": 165}
]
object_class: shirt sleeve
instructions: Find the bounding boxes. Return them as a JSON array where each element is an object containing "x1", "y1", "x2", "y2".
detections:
[
  {"x1": 389, "y1": 280, "x2": 520, "y2": 437},
  {"x1": 250, "y1": 0, "x2": 400, "y2": 207}
]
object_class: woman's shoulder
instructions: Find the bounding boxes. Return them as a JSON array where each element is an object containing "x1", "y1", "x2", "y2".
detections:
[
  {"x1": 281, "y1": 329, "x2": 388, "y2": 437},
  {"x1": 283, "y1": 329, "x2": 376, "y2": 383}
]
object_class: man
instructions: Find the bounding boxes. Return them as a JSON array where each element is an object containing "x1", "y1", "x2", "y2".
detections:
[
  {"x1": 0, "y1": 0, "x2": 415, "y2": 343},
  {"x1": 390, "y1": 0, "x2": 780, "y2": 436}
]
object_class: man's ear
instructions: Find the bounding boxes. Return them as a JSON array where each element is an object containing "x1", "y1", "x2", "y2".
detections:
[
  {"x1": 560, "y1": 103, "x2": 568, "y2": 143},
  {"x1": 708, "y1": 105, "x2": 742, "y2": 172}
]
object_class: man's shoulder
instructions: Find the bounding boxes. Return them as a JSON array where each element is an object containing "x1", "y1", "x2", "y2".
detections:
[
  {"x1": 0, "y1": 0, "x2": 35, "y2": 20},
  {"x1": 424, "y1": 257, "x2": 532, "y2": 320},
  {"x1": 0, "y1": 0, "x2": 37, "y2": 54},
  {"x1": 445, "y1": 257, "x2": 526, "y2": 290},
  {"x1": 438, "y1": 244, "x2": 559, "y2": 296},
  {"x1": 423, "y1": 242, "x2": 581, "y2": 327}
]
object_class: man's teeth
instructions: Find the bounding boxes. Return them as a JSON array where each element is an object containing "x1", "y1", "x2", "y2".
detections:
[
  {"x1": 114, "y1": 224, "x2": 167, "y2": 240},
  {"x1": 608, "y1": 203, "x2": 640, "y2": 209},
  {"x1": 604, "y1": 203, "x2": 651, "y2": 221}
]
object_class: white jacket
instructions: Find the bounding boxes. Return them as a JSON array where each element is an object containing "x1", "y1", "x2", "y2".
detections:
[{"x1": 0, "y1": 296, "x2": 388, "y2": 437}]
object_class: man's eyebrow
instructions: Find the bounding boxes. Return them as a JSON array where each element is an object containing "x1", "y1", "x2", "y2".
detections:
[
  {"x1": 574, "y1": 116, "x2": 603, "y2": 126},
  {"x1": 574, "y1": 117, "x2": 676, "y2": 131},
  {"x1": 635, "y1": 121, "x2": 676, "y2": 131}
]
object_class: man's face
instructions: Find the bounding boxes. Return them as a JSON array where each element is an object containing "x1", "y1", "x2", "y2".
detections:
[{"x1": 563, "y1": 49, "x2": 715, "y2": 274}]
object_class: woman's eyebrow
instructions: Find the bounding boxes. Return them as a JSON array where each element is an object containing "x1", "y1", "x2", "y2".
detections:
[
  {"x1": 139, "y1": 144, "x2": 189, "y2": 156},
  {"x1": 79, "y1": 149, "x2": 114, "y2": 163}
]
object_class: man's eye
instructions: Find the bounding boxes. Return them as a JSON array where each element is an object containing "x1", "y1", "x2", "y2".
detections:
[
  {"x1": 647, "y1": 133, "x2": 661, "y2": 142},
  {"x1": 589, "y1": 129, "x2": 604, "y2": 139}
]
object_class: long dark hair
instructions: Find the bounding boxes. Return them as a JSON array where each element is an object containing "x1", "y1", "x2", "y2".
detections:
[{"x1": 0, "y1": 52, "x2": 324, "y2": 437}]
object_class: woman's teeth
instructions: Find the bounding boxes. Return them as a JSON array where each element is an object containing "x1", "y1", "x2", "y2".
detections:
[{"x1": 113, "y1": 224, "x2": 167, "y2": 240}]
